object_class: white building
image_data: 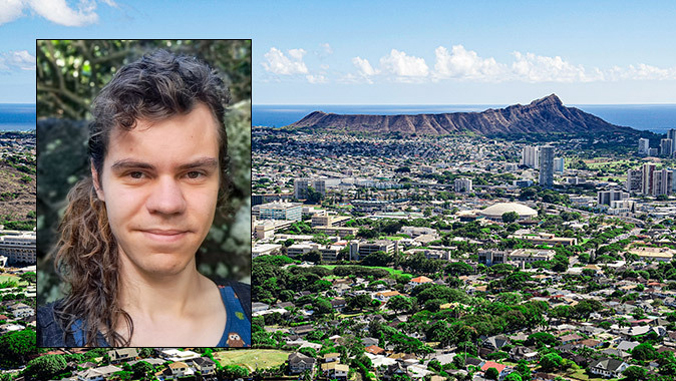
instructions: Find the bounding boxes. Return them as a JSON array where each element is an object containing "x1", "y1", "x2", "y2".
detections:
[
  {"x1": 454, "y1": 178, "x2": 472, "y2": 193},
  {"x1": 520, "y1": 146, "x2": 540, "y2": 168},
  {"x1": 553, "y1": 157, "x2": 565, "y2": 174},
  {"x1": 255, "y1": 201, "x2": 302, "y2": 221},
  {"x1": 638, "y1": 138, "x2": 650, "y2": 156},
  {"x1": 0, "y1": 231, "x2": 36, "y2": 265}
]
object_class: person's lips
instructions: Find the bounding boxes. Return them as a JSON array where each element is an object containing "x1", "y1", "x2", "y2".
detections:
[{"x1": 139, "y1": 229, "x2": 190, "y2": 243}]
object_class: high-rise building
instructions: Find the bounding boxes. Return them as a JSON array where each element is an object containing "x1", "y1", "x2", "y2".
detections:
[
  {"x1": 642, "y1": 163, "x2": 656, "y2": 195},
  {"x1": 520, "y1": 146, "x2": 540, "y2": 168},
  {"x1": 538, "y1": 145, "x2": 555, "y2": 188},
  {"x1": 653, "y1": 168, "x2": 674, "y2": 196},
  {"x1": 660, "y1": 138, "x2": 673, "y2": 157},
  {"x1": 626, "y1": 169, "x2": 643, "y2": 193},
  {"x1": 454, "y1": 178, "x2": 472, "y2": 193},
  {"x1": 638, "y1": 138, "x2": 650, "y2": 156},
  {"x1": 668, "y1": 129, "x2": 676, "y2": 155},
  {"x1": 553, "y1": 157, "x2": 564, "y2": 174}
]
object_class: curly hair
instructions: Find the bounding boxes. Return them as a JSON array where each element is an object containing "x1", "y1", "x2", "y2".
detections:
[{"x1": 53, "y1": 50, "x2": 231, "y2": 346}]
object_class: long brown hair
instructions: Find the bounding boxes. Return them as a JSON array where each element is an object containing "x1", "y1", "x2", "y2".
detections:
[{"x1": 53, "y1": 50, "x2": 231, "y2": 346}]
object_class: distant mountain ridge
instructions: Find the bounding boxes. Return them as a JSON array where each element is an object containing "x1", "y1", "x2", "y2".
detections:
[{"x1": 288, "y1": 94, "x2": 638, "y2": 136}]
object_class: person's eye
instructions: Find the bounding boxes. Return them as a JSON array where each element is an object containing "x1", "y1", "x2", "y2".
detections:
[
  {"x1": 126, "y1": 171, "x2": 146, "y2": 180},
  {"x1": 186, "y1": 171, "x2": 205, "y2": 179}
]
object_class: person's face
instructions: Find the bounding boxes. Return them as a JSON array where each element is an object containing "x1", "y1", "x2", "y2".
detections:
[{"x1": 92, "y1": 103, "x2": 221, "y2": 277}]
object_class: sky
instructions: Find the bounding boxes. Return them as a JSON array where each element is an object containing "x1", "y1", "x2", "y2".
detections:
[{"x1": 1, "y1": 0, "x2": 675, "y2": 105}]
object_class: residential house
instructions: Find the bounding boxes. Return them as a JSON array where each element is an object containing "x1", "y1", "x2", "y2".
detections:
[
  {"x1": 291, "y1": 324, "x2": 314, "y2": 336},
  {"x1": 559, "y1": 333, "x2": 583, "y2": 344},
  {"x1": 588, "y1": 358, "x2": 630, "y2": 378},
  {"x1": 321, "y1": 362, "x2": 348, "y2": 379},
  {"x1": 159, "y1": 349, "x2": 201, "y2": 362},
  {"x1": 408, "y1": 276, "x2": 433, "y2": 288},
  {"x1": 77, "y1": 365, "x2": 123, "y2": 381},
  {"x1": 190, "y1": 357, "x2": 216, "y2": 375},
  {"x1": 362, "y1": 337, "x2": 379, "y2": 347},
  {"x1": 0, "y1": 323, "x2": 24, "y2": 335},
  {"x1": 323, "y1": 353, "x2": 340, "y2": 363},
  {"x1": 482, "y1": 335, "x2": 510, "y2": 350},
  {"x1": 252, "y1": 302, "x2": 270, "y2": 313},
  {"x1": 480, "y1": 361, "x2": 510, "y2": 380},
  {"x1": 616, "y1": 340, "x2": 640, "y2": 352},
  {"x1": 509, "y1": 346, "x2": 538, "y2": 362},
  {"x1": 601, "y1": 349, "x2": 630, "y2": 360},
  {"x1": 9, "y1": 302, "x2": 33, "y2": 318},
  {"x1": 381, "y1": 363, "x2": 407, "y2": 380},
  {"x1": 288, "y1": 352, "x2": 316, "y2": 374},
  {"x1": 330, "y1": 298, "x2": 346, "y2": 312},
  {"x1": 366, "y1": 345, "x2": 386, "y2": 355},
  {"x1": 107, "y1": 348, "x2": 138, "y2": 363},
  {"x1": 170, "y1": 362, "x2": 192, "y2": 377},
  {"x1": 375, "y1": 290, "x2": 401, "y2": 303}
]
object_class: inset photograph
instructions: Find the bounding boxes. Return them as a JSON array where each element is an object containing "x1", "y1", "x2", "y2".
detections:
[{"x1": 36, "y1": 39, "x2": 251, "y2": 347}]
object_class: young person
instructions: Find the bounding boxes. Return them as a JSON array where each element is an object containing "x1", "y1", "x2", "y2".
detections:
[{"x1": 37, "y1": 50, "x2": 251, "y2": 347}]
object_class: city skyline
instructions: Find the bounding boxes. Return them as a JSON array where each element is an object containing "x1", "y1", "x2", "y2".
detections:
[{"x1": 0, "y1": 1, "x2": 675, "y2": 104}]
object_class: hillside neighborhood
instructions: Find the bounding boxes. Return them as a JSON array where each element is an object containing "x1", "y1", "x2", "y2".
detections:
[{"x1": 249, "y1": 127, "x2": 676, "y2": 381}]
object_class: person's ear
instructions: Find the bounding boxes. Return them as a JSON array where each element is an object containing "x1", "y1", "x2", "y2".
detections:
[{"x1": 91, "y1": 163, "x2": 105, "y2": 202}]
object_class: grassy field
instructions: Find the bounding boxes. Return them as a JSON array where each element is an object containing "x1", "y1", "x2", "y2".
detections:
[
  {"x1": 213, "y1": 349, "x2": 292, "y2": 372},
  {"x1": 0, "y1": 274, "x2": 23, "y2": 286},
  {"x1": 369, "y1": 266, "x2": 414, "y2": 278},
  {"x1": 316, "y1": 265, "x2": 413, "y2": 278}
]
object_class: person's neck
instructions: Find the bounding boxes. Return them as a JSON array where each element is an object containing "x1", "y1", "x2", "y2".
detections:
[{"x1": 117, "y1": 256, "x2": 210, "y2": 319}]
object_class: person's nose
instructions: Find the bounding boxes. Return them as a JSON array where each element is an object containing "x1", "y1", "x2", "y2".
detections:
[{"x1": 146, "y1": 176, "x2": 187, "y2": 215}]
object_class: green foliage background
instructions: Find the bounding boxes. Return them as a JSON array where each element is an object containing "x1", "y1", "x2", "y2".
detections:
[{"x1": 36, "y1": 40, "x2": 251, "y2": 305}]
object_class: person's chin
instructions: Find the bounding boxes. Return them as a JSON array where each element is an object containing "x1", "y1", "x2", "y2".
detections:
[{"x1": 142, "y1": 258, "x2": 194, "y2": 277}]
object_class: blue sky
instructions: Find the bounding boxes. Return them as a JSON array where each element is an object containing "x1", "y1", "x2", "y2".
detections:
[{"x1": 1, "y1": 0, "x2": 675, "y2": 104}]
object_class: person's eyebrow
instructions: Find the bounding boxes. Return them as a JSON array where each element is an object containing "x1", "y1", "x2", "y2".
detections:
[
  {"x1": 110, "y1": 160, "x2": 156, "y2": 172},
  {"x1": 176, "y1": 158, "x2": 219, "y2": 171},
  {"x1": 109, "y1": 158, "x2": 219, "y2": 172}
]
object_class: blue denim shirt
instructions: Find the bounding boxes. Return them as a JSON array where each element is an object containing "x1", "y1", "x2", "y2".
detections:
[{"x1": 37, "y1": 282, "x2": 251, "y2": 347}]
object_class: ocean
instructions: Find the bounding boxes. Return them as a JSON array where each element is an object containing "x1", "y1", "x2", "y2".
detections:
[
  {"x1": 0, "y1": 104, "x2": 36, "y2": 131},
  {"x1": 3, "y1": 103, "x2": 675, "y2": 134},
  {"x1": 252, "y1": 104, "x2": 676, "y2": 134}
]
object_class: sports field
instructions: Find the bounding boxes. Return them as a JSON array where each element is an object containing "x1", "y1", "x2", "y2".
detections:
[{"x1": 214, "y1": 349, "x2": 292, "y2": 372}]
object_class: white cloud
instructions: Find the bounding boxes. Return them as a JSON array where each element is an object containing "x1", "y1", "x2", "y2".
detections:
[
  {"x1": 320, "y1": 43, "x2": 333, "y2": 55},
  {"x1": 0, "y1": 0, "x2": 24, "y2": 25},
  {"x1": 0, "y1": 50, "x2": 36, "y2": 72},
  {"x1": 434, "y1": 45, "x2": 505, "y2": 80},
  {"x1": 379, "y1": 49, "x2": 429, "y2": 79},
  {"x1": 352, "y1": 57, "x2": 377, "y2": 76},
  {"x1": 0, "y1": 0, "x2": 115, "y2": 27},
  {"x1": 306, "y1": 74, "x2": 327, "y2": 84},
  {"x1": 511, "y1": 51, "x2": 603, "y2": 83},
  {"x1": 611, "y1": 63, "x2": 676, "y2": 81},
  {"x1": 262, "y1": 47, "x2": 309, "y2": 75}
]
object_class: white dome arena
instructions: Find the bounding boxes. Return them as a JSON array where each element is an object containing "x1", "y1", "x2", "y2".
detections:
[{"x1": 478, "y1": 202, "x2": 538, "y2": 220}]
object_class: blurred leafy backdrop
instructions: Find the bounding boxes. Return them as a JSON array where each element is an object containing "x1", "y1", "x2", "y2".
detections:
[{"x1": 37, "y1": 40, "x2": 251, "y2": 305}]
